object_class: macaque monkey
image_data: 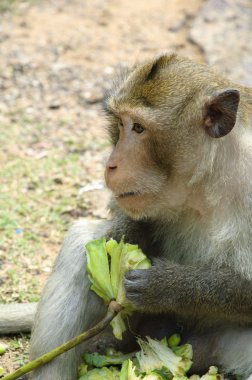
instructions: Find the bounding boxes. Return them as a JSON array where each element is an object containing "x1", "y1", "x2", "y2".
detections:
[{"x1": 30, "y1": 54, "x2": 252, "y2": 379}]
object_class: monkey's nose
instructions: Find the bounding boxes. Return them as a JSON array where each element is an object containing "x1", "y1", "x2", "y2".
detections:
[
  {"x1": 108, "y1": 164, "x2": 117, "y2": 170},
  {"x1": 106, "y1": 161, "x2": 118, "y2": 170}
]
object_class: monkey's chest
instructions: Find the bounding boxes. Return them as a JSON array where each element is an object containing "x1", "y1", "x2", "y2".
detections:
[{"x1": 159, "y1": 227, "x2": 224, "y2": 266}]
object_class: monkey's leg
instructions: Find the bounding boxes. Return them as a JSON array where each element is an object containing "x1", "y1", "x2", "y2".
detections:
[
  {"x1": 184, "y1": 327, "x2": 252, "y2": 377},
  {"x1": 29, "y1": 220, "x2": 110, "y2": 380},
  {"x1": 214, "y1": 327, "x2": 252, "y2": 377}
]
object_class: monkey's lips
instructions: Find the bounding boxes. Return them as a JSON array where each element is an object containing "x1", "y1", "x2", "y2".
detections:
[
  {"x1": 116, "y1": 191, "x2": 138, "y2": 198},
  {"x1": 115, "y1": 191, "x2": 153, "y2": 210}
]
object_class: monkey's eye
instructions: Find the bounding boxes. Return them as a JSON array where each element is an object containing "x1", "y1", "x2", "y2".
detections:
[{"x1": 132, "y1": 123, "x2": 145, "y2": 134}]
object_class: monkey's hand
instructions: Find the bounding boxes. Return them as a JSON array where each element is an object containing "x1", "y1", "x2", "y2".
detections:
[
  {"x1": 125, "y1": 259, "x2": 252, "y2": 318},
  {"x1": 124, "y1": 259, "x2": 181, "y2": 313}
]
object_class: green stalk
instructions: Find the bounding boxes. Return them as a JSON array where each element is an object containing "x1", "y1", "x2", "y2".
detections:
[{"x1": 1, "y1": 301, "x2": 122, "y2": 380}]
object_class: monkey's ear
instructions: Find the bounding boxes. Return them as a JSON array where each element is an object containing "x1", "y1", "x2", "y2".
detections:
[{"x1": 204, "y1": 89, "x2": 240, "y2": 138}]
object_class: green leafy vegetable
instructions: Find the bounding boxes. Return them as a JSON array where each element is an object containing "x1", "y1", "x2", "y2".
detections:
[
  {"x1": 110, "y1": 310, "x2": 129, "y2": 341},
  {"x1": 137, "y1": 337, "x2": 192, "y2": 377},
  {"x1": 86, "y1": 238, "x2": 114, "y2": 303},
  {"x1": 172, "y1": 344, "x2": 193, "y2": 361},
  {"x1": 119, "y1": 359, "x2": 169, "y2": 380},
  {"x1": 79, "y1": 367, "x2": 120, "y2": 379},
  {"x1": 78, "y1": 363, "x2": 88, "y2": 376},
  {"x1": 200, "y1": 366, "x2": 220, "y2": 380},
  {"x1": 86, "y1": 237, "x2": 151, "y2": 339},
  {"x1": 167, "y1": 334, "x2": 181, "y2": 348},
  {"x1": 84, "y1": 351, "x2": 136, "y2": 368},
  {"x1": 119, "y1": 359, "x2": 141, "y2": 380}
]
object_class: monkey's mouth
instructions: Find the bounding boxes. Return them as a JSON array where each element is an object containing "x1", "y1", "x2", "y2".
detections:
[
  {"x1": 116, "y1": 191, "x2": 139, "y2": 198},
  {"x1": 115, "y1": 190, "x2": 154, "y2": 215}
]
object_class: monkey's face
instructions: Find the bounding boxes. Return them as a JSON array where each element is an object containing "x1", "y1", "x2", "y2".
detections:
[
  {"x1": 104, "y1": 112, "x2": 168, "y2": 219},
  {"x1": 103, "y1": 99, "x2": 203, "y2": 220},
  {"x1": 104, "y1": 54, "x2": 240, "y2": 220}
]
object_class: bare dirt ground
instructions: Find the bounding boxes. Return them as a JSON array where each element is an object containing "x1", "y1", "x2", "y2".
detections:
[{"x1": 0, "y1": 0, "x2": 250, "y2": 372}]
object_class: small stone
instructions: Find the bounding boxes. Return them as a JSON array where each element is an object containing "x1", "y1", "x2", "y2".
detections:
[
  {"x1": 81, "y1": 88, "x2": 104, "y2": 104},
  {"x1": 0, "y1": 343, "x2": 7, "y2": 355},
  {"x1": 103, "y1": 66, "x2": 114, "y2": 75},
  {"x1": 48, "y1": 100, "x2": 61, "y2": 110}
]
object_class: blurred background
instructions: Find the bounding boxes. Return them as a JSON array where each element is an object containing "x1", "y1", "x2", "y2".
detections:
[{"x1": 0, "y1": 0, "x2": 251, "y2": 374}]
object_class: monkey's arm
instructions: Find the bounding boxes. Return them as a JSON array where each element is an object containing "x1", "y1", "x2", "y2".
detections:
[
  {"x1": 30, "y1": 220, "x2": 109, "y2": 380},
  {"x1": 125, "y1": 259, "x2": 252, "y2": 322}
]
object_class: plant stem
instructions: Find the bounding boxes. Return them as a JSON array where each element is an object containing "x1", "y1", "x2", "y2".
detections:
[{"x1": 1, "y1": 300, "x2": 122, "y2": 380}]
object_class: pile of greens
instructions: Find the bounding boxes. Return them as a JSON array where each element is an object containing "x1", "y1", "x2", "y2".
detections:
[
  {"x1": 84, "y1": 237, "x2": 223, "y2": 380},
  {"x1": 78, "y1": 334, "x2": 221, "y2": 380}
]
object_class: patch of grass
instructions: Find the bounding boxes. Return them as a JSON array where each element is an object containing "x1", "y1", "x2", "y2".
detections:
[
  {"x1": 0, "y1": 0, "x2": 39, "y2": 13},
  {"x1": 0, "y1": 335, "x2": 30, "y2": 376},
  {"x1": 0, "y1": 0, "x2": 16, "y2": 12},
  {"x1": 0, "y1": 112, "x2": 93, "y2": 303}
]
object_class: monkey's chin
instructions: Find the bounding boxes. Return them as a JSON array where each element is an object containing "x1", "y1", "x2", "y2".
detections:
[
  {"x1": 115, "y1": 193, "x2": 181, "y2": 222},
  {"x1": 115, "y1": 193, "x2": 156, "y2": 220}
]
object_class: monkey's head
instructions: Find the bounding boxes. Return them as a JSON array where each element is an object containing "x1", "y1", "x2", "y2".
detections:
[{"x1": 104, "y1": 54, "x2": 240, "y2": 220}]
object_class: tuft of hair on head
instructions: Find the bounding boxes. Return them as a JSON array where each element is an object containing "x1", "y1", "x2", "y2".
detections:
[{"x1": 145, "y1": 53, "x2": 177, "y2": 82}]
